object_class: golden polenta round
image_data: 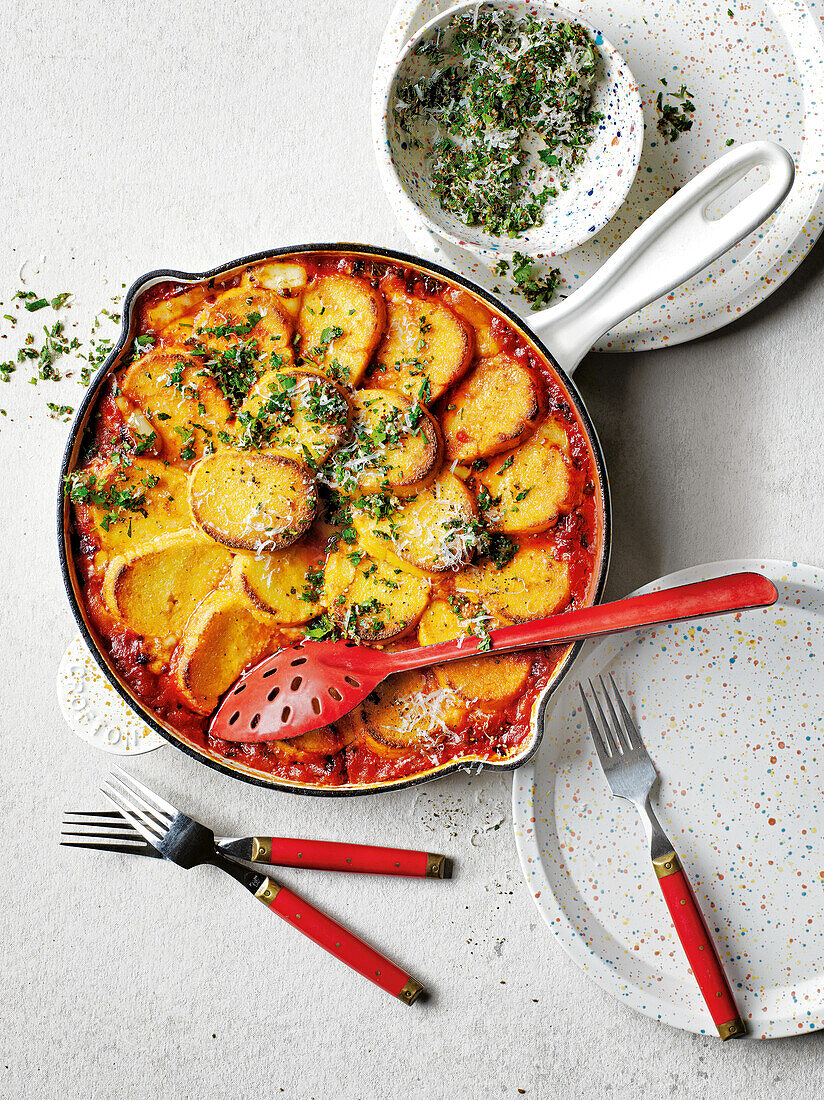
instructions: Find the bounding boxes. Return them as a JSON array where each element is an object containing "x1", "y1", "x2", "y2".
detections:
[{"x1": 188, "y1": 450, "x2": 317, "y2": 551}]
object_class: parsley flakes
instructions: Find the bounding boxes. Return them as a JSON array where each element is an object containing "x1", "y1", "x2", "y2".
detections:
[
  {"x1": 655, "y1": 80, "x2": 696, "y2": 143},
  {"x1": 495, "y1": 253, "x2": 562, "y2": 310}
]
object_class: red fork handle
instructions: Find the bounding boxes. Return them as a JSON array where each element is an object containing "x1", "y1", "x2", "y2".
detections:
[
  {"x1": 251, "y1": 837, "x2": 448, "y2": 877},
  {"x1": 254, "y1": 878, "x2": 424, "y2": 1004},
  {"x1": 654, "y1": 853, "x2": 746, "y2": 1039}
]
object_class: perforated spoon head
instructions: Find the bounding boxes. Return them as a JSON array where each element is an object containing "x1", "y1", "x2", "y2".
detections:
[{"x1": 209, "y1": 640, "x2": 391, "y2": 743}]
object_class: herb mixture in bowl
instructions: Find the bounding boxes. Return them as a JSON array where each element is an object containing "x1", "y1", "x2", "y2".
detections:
[{"x1": 394, "y1": 7, "x2": 602, "y2": 238}]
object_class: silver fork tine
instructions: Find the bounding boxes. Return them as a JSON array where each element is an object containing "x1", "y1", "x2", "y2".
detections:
[
  {"x1": 63, "y1": 814, "x2": 136, "y2": 832},
  {"x1": 60, "y1": 837, "x2": 161, "y2": 856},
  {"x1": 65, "y1": 810, "x2": 126, "y2": 819},
  {"x1": 578, "y1": 684, "x2": 612, "y2": 767},
  {"x1": 609, "y1": 673, "x2": 643, "y2": 750},
  {"x1": 589, "y1": 678, "x2": 622, "y2": 755},
  {"x1": 61, "y1": 827, "x2": 141, "y2": 841},
  {"x1": 101, "y1": 781, "x2": 165, "y2": 848},
  {"x1": 111, "y1": 765, "x2": 176, "y2": 822},
  {"x1": 61, "y1": 808, "x2": 154, "y2": 849},
  {"x1": 599, "y1": 674, "x2": 632, "y2": 752},
  {"x1": 106, "y1": 772, "x2": 172, "y2": 830}
]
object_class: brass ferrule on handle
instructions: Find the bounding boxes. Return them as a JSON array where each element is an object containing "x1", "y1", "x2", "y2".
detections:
[
  {"x1": 652, "y1": 851, "x2": 681, "y2": 879},
  {"x1": 251, "y1": 836, "x2": 272, "y2": 863},
  {"x1": 717, "y1": 1017, "x2": 747, "y2": 1041},
  {"x1": 397, "y1": 978, "x2": 424, "y2": 1005},
  {"x1": 254, "y1": 878, "x2": 281, "y2": 905},
  {"x1": 425, "y1": 853, "x2": 449, "y2": 879}
]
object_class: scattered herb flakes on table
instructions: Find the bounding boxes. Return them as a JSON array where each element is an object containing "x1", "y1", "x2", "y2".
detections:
[
  {"x1": 493, "y1": 252, "x2": 563, "y2": 310},
  {"x1": 394, "y1": 7, "x2": 602, "y2": 237},
  {"x1": 655, "y1": 79, "x2": 696, "y2": 143},
  {"x1": 0, "y1": 284, "x2": 123, "y2": 426}
]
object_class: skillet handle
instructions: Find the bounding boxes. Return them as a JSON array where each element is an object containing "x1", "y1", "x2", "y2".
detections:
[{"x1": 531, "y1": 141, "x2": 794, "y2": 375}]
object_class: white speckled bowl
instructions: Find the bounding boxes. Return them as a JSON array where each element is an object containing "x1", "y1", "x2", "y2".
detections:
[{"x1": 381, "y1": 0, "x2": 644, "y2": 259}]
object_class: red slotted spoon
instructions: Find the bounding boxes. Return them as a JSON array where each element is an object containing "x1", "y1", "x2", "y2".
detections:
[{"x1": 210, "y1": 572, "x2": 777, "y2": 744}]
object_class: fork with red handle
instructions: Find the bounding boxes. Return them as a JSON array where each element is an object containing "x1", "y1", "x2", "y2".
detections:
[
  {"x1": 63, "y1": 811, "x2": 449, "y2": 878},
  {"x1": 62, "y1": 768, "x2": 448, "y2": 1004},
  {"x1": 580, "y1": 676, "x2": 747, "y2": 1040}
]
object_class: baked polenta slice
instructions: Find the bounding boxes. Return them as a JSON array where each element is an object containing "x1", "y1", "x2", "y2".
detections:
[
  {"x1": 442, "y1": 354, "x2": 544, "y2": 463},
  {"x1": 188, "y1": 450, "x2": 317, "y2": 552},
  {"x1": 360, "y1": 473, "x2": 479, "y2": 573},
  {"x1": 358, "y1": 670, "x2": 467, "y2": 758},
  {"x1": 276, "y1": 726, "x2": 345, "y2": 760},
  {"x1": 120, "y1": 348, "x2": 231, "y2": 462},
  {"x1": 325, "y1": 388, "x2": 440, "y2": 496},
  {"x1": 441, "y1": 288, "x2": 505, "y2": 359},
  {"x1": 173, "y1": 589, "x2": 275, "y2": 714},
  {"x1": 417, "y1": 598, "x2": 531, "y2": 705},
  {"x1": 144, "y1": 287, "x2": 209, "y2": 334},
  {"x1": 350, "y1": 508, "x2": 431, "y2": 580},
  {"x1": 474, "y1": 419, "x2": 585, "y2": 535},
  {"x1": 192, "y1": 286, "x2": 293, "y2": 367},
  {"x1": 243, "y1": 261, "x2": 309, "y2": 321},
  {"x1": 297, "y1": 273, "x2": 386, "y2": 384},
  {"x1": 70, "y1": 457, "x2": 190, "y2": 557},
  {"x1": 235, "y1": 368, "x2": 351, "y2": 467},
  {"x1": 101, "y1": 530, "x2": 232, "y2": 642},
  {"x1": 371, "y1": 289, "x2": 473, "y2": 403},
  {"x1": 230, "y1": 542, "x2": 326, "y2": 625},
  {"x1": 323, "y1": 544, "x2": 430, "y2": 642},
  {"x1": 461, "y1": 543, "x2": 571, "y2": 622}
]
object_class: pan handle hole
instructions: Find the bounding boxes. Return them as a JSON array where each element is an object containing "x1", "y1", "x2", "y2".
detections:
[
  {"x1": 281, "y1": 706, "x2": 291, "y2": 723},
  {"x1": 290, "y1": 676, "x2": 303, "y2": 691},
  {"x1": 228, "y1": 711, "x2": 240, "y2": 726},
  {"x1": 291, "y1": 657, "x2": 307, "y2": 667},
  {"x1": 250, "y1": 713, "x2": 260, "y2": 730},
  {"x1": 267, "y1": 686, "x2": 280, "y2": 702},
  {"x1": 705, "y1": 163, "x2": 767, "y2": 221},
  {"x1": 311, "y1": 697, "x2": 321, "y2": 715},
  {"x1": 328, "y1": 687, "x2": 342, "y2": 702},
  {"x1": 344, "y1": 676, "x2": 360, "y2": 688},
  {"x1": 262, "y1": 667, "x2": 279, "y2": 679}
]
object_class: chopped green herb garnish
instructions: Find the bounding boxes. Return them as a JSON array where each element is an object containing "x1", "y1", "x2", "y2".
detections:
[
  {"x1": 46, "y1": 402, "x2": 74, "y2": 422},
  {"x1": 656, "y1": 81, "x2": 696, "y2": 143},
  {"x1": 63, "y1": 465, "x2": 159, "y2": 530},
  {"x1": 304, "y1": 614, "x2": 338, "y2": 641},
  {"x1": 511, "y1": 252, "x2": 562, "y2": 309}
]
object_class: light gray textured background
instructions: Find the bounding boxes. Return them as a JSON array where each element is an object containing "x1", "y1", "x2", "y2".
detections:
[{"x1": 1, "y1": 2, "x2": 823, "y2": 1097}]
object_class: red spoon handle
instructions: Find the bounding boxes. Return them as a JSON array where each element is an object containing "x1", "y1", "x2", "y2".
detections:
[
  {"x1": 654, "y1": 854, "x2": 746, "y2": 1039},
  {"x1": 255, "y1": 878, "x2": 423, "y2": 1004},
  {"x1": 386, "y1": 572, "x2": 777, "y2": 672},
  {"x1": 252, "y1": 836, "x2": 448, "y2": 878}
]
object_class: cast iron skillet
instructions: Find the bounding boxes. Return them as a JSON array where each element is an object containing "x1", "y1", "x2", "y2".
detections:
[{"x1": 57, "y1": 142, "x2": 794, "y2": 796}]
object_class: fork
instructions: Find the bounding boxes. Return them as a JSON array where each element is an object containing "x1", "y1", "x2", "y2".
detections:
[
  {"x1": 61, "y1": 810, "x2": 449, "y2": 878},
  {"x1": 579, "y1": 676, "x2": 746, "y2": 1040},
  {"x1": 94, "y1": 768, "x2": 424, "y2": 1005}
]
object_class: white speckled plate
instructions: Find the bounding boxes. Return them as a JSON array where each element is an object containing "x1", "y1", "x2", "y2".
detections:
[
  {"x1": 373, "y1": 0, "x2": 824, "y2": 351},
  {"x1": 513, "y1": 559, "x2": 824, "y2": 1039}
]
